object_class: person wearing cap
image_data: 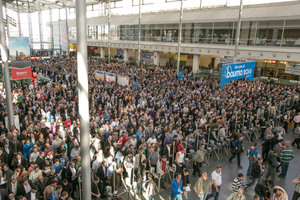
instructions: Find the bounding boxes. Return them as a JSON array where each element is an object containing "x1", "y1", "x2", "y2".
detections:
[{"x1": 25, "y1": 185, "x2": 42, "y2": 200}]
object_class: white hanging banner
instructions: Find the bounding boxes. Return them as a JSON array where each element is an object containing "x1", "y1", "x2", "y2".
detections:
[{"x1": 117, "y1": 75, "x2": 129, "y2": 86}]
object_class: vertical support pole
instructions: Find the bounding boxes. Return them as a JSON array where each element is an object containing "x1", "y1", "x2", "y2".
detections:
[
  {"x1": 0, "y1": 0, "x2": 14, "y2": 129},
  {"x1": 76, "y1": 0, "x2": 91, "y2": 200},
  {"x1": 137, "y1": 0, "x2": 141, "y2": 67},
  {"x1": 16, "y1": 0, "x2": 22, "y2": 37},
  {"x1": 177, "y1": 0, "x2": 183, "y2": 75},
  {"x1": 49, "y1": 9, "x2": 54, "y2": 55},
  {"x1": 27, "y1": 0, "x2": 33, "y2": 51},
  {"x1": 58, "y1": 9, "x2": 62, "y2": 55},
  {"x1": 234, "y1": 0, "x2": 243, "y2": 57},
  {"x1": 38, "y1": 9, "x2": 43, "y2": 50},
  {"x1": 108, "y1": 0, "x2": 111, "y2": 64},
  {"x1": 4, "y1": 0, "x2": 9, "y2": 37},
  {"x1": 66, "y1": 8, "x2": 70, "y2": 56}
]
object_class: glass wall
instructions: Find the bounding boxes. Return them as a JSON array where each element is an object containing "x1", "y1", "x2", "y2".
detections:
[{"x1": 79, "y1": 19, "x2": 300, "y2": 48}]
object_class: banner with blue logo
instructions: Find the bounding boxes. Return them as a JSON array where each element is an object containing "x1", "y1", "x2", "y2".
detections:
[
  {"x1": 133, "y1": 82, "x2": 140, "y2": 90},
  {"x1": 142, "y1": 52, "x2": 154, "y2": 59},
  {"x1": 220, "y1": 61, "x2": 255, "y2": 88},
  {"x1": 117, "y1": 49, "x2": 124, "y2": 56},
  {"x1": 178, "y1": 71, "x2": 184, "y2": 81}
]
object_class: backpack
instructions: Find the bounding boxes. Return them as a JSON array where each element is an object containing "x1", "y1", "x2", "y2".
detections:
[{"x1": 247, "y1": 147, "x2": 255, "y2": 158}]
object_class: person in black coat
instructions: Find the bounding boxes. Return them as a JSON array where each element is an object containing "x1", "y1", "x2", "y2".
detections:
[
  {"x1": 61, "y1": 179, "x2": 74, "y2": 198},
  {"x1": 7, "y1": 176, "x2": 20, "y2": 195},
  {"x1": 11, "y1": 153, "x2": 28, "y2": 170},
  {"x1": 254, "y1": 179, "x2": 273, "y2": 200},
  {"x1": 245, "y1": 157, "x2": 264, "y2": 188},
  {"x1": 96, "y1": 160, "x2": 108, "y2": 199},
  {"x1": 17, "y1": 177, "x2": 33, "y2": 196},
  {"x1": 25, "y1": 185, "x2": 42, "y2": 200},
  {"x1": 65, "y1": 161, "x2": 77, "y2": 193},
  {"x1": 35, "y1": 152, "x2": 45, "y2": 170}
]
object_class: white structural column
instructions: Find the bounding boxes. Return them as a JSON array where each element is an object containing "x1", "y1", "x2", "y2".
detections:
[
  {"x1": 100, "y1": 47, "x2": 105, "y2": 59},
  {"x1": 176, "y1": 0, "x2": 184, "y2": 74},
  {"x1": 107, "y1": 0, "x2": 111, "y2": 63},
  {"x1": 0, "y1": 0, "x2": 14, "y2": 128},
  {"x1": 192, "y1": 54, "x2": 200, "y2": 74},
  {"x1": 124, "y1": 49, "x2": 129, "y2": 62},
  {"x1": 154, "y1": 51, "x2": 160, "y2": 66},
  {"x1": 234, "y1": 0, "x2": 243, "y2": 57},
  {"x1": 137, "y1": 0, "x2": 141, "y2": 66},
  {"x1": 75, "y1": 0, "x2": 91, "y2": 200}
]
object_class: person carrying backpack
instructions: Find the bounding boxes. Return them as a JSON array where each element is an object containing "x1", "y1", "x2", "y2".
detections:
[{"x1": 247, "y1": 143, "x2": 258, "y2": 176}]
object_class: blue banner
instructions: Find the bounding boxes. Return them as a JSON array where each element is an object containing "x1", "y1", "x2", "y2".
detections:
[
  {"x1": 178, "y1": 71, "x2": 184, "y2": 81},
  {"x1": 142, "y1": 52, "x2": 154, "y2": 59},
  {"x1": 220, "y1": 61, "x2": 255, "y2": 88},
  {"x1": 133, "y1": 82, "x2": 140, "y2": 90},
  {"x1": 117, "y1": 49, "x2": 124, "y2": 56}
]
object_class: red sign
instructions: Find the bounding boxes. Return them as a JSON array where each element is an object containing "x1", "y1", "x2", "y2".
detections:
[{"x1": 11, "y1": 67, "x2": 32, "y2": 80}]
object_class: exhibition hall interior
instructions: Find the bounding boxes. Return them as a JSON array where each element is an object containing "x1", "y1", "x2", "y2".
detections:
[{"x1": 0, "y1": 0, "x2": 299, "y2": 200}]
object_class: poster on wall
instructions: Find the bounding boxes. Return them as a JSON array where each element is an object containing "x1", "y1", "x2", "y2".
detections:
[
  {"x1": 106, "y1": 73, "x2": 116, "y2": 82},
  {"x1": 142, "y1": 51, "x2": 154, "y2": 59},
  {"x1": 95, "y1": 71, "x2": 105, "y2": 81},
  {"x1": 117, "y1": 75, "x2": 129, "y2": 86},
  {"x1": 8, "y1": 37, "x2": 31, "y2": 67}
]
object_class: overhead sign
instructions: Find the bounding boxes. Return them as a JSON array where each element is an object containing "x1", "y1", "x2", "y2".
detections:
[
  {"x1": 285, "y1": 63, "x2": 300, "y2": 75},
  {"x1": 178, "y1": 71, "x2": 184, "y2": 81},
  {"x1": 220, "y1": 61, "x2": 255, "y2": 88},
  {"x1": 11, "y1": 67, "x2": 32, "y2": 80},
  {"x1": 117, "y1": 49, "x2": 124, "y2": 56},
  {"x1": 142, "y1": 52, "x2": 154, "y2": 59},
  {"x1": 8, "y1": 37, "x2": 31, "y2": 66},
  {"x1": 106, "y1": 73, "x2": 116, "y2": 82},
  {"x1": 174, "y1": 55, "x2": 188, "y2": 62},
  {"x1": 70, "y1": 43, "x2": 77, "y2": 50},
  {"x1": 117, "y1": 75, "x2": 129, "y2": 86},
  {"x1": 95, "y1": 71, "x2": 105, "y2": 80},
  {"x1": 133, "y1": 82, "x2": 140, "y2": 90}
]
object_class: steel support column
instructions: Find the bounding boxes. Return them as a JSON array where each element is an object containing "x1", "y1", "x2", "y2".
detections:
[
  {"x1": 16, "y1": 0, "x2": 22, "y2": 36},
  {"x1": 66, "y1": 8, "x2": 70, "y2": 55},
  {"x1": 108, "y1": 0, "x2": 111, "y2": 64},
  {"x1": 137, "y1": 0, "x2": 141, "y2": 67},
  {"x1": 176, "y1": 0, "x2": 183, "y2": 74},
  {"x1": 234, "y1": 0, "x2": 243, "y2": 57},
  {"x1": 0, "y1": 0, "x2": 14, "y2": 129},
  {"x1": 76, "y1": 0, "x2": 91, "y2": 199}
]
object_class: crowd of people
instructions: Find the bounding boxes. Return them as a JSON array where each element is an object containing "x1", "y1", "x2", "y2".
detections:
[{"x1": 0, "y1": 57, "x2": 299, "y2": 200}]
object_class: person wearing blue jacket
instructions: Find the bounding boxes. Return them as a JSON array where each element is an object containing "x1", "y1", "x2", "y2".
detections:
[
  {"x1": 23, "y1": 139, "x2": 33, "y2": 159},
  {"x1": 171, "y1": 173, "x2": 185, "y2": 200}
]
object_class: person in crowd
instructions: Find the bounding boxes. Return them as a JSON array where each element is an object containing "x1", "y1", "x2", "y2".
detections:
[
  {"x1": 255, "y1": 179, "x2": 274, "y2": 200},
  {"x1": 279, "y1": 144, "x2": 294, "y2": 178},
  {"x1": 232, "y1": 173, "x2": 244, "y2": 192},
  {"x1": 246, "y1": 143, "x2": 258, "y2": 176},
  {"x1": 146, "y1": 174, "x2": 157, "y2": 200},
  {"x1": 193, "y1": 145, "x2": 205, "y2": 177},
  {"x1": 193, "y1": 172, "x2": 211, "y2": 200},
  {"x1": 229, "y1": 135, "x2": 244, "y2": 169},
  {"x1": 206, "y1": 166, "x2": 222, "y2": 200},
  {"x1": 245, "y1": 157, "x2": 264, "y2": 189},
  {"x1": 171, "y1": 173, "x2": 185, "y2": 200},
  {"x1": 291, "y1": 174, "x2": 300, "y2": 200},
  {"x1": 227, "y1": 188, "x2": 246, "y2": 200}
]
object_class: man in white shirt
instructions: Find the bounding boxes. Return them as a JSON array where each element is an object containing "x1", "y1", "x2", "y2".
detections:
[
  {"x1": 206, "y1": 166, "x2": 222, "y2": 200},
  {"x1": 147, "y1": 134, "x2": 157, "y2": 146}
]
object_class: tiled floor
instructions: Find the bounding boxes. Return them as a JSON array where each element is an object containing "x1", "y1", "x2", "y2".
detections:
[{"x1": 122, "y1": 130, "x2": 300, "y2": 200}]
